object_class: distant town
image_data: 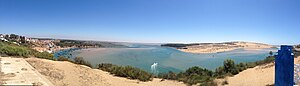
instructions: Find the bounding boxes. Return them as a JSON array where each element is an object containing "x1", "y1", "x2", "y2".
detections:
[{"x1": 0, "y1": 34, "x2": 123, "y2": 53}]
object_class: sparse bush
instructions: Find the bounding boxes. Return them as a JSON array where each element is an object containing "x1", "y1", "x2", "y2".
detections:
[
  {"x1": 222, "y1": 80, "x2": 228, "y2": 85},
  {"x1": 214, "y1": 66, "x2": 226, "y2": 78},
  {"x1": 98, "y1": 63, "x2": 153, "y2": 81},
  {"x1": 236, "y1": 63, "x2": 247, "y2": 72},
  {"x1": 34, "y1": 52, "x2": 55, "y2": 60},
  {"x1": 57, "y1": 56, "x2": 71, "y2": 61},
  {"x1": 200, "y1": 81, "x2": 218, "y2": 86},
  {"x1": 158, "y1": 71, "x2": 177, "y2": 80},
  {"x1": 74, "y1": 57, "x2": 92, "y2": 67},
  {"x1": 158, "y1": 66, "x2": 214, "y2": 85},
  {"x1": 224, "y1": 59, "x2": 239, "y2": 75},
  {"x1": 160, "y1": 56, "x2": 276, "y2": 85},
  {"x1": 246, "y1": 62, "x2": 256, "y2": 68},
  {"x1": 0, "y1": 42, "x2": 33, "y2": 57}
]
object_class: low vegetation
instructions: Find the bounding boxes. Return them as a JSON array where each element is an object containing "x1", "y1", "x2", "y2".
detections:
[
  {"x1": 0, "y1": 41, "x2": 56, "y2": 60},
  {"x1": 158, "y1": 56, "x2": 275, "y2": 85},
  {"x1": 0, "y1": 40, "x2": 93, "y2": 67},
  {"x1": 98, "y1": 63, "x2": 153, "y2": 81},
  {"x1": 57, "y1": 56, "x2": 71, "y2": 61},
  {"x1": 55, "y1": 40, "x2": 102, "y2": 48},
  {"x1": 0, "y1": 41, "x2": 33, "y2": 57},
  {"x1": 74, "y1": 57, "x2": 92, "y2": 67},
  {"x1": 34, "y1": 52, "x2": 55, "y2": 60},
  {"x1": 161, "y1": 43, "x2": 199, "y2": 48},
  {"x1": 0, "y1": 40, "x2": 278, "y2": 85}
]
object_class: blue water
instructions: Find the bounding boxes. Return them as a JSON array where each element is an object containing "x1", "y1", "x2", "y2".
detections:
[
  {"x1": 71, "y1": 46, "x2": 277, "y2": 73},
  {"x1": 54, "y1": 48, "x2": 80, "y2": 59}
]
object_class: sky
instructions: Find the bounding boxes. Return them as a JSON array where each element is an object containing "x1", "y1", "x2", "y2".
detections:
[{"x1": 0, "y1": 0, "x2": 300, "y2": 45}]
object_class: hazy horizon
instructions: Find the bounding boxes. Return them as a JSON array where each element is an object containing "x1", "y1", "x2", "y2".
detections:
[
  {"x1": 1, "y1": 0, "x2": 300, "y2": 45},
  {"x1": 0, "y1": 33, "x2": 286, "y2": 46}
]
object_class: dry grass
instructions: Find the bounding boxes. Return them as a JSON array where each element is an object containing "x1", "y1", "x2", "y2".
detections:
[
  {"x1": 0, "y1": 58, "x2": 3, "y2": 85},
  {"x1": 26, "y1": 58, "x2": 185, "y2": 86}
]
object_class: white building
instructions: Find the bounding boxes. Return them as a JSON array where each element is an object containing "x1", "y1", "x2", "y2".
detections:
[
  {"x1": 0, "y1": 38, "x2": 8, "y2": 42},
  {"x1": 0, "y1": 34, "x2": 8, "y2": 42}
]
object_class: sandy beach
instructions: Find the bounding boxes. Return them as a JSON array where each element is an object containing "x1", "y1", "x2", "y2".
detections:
[
  {"x1": 25, "y1": 58, "x2": 185, "y2": 86},
  {"x1": 178, "y1": 42, "x2": 274, "y2": 54}
]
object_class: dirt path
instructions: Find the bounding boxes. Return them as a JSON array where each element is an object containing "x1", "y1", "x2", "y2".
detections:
[{"x1": 0, "y1": 57, "x2": 54, "y2": 86}]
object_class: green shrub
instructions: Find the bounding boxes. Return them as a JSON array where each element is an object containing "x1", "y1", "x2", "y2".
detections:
[
  {"x1": 236, "y1": 63, "x2": 247, "y2": 72},
  {"x1": 57, "y1": 56, "x2": 71, "y2": 61},
  {"x1": 0, "y1": 42, "x2": 33, "y2": 57},
  {"x1": 158, "y1": 66, "x2": 214, "y2": 85},
  {"x1": 223, "y1": 59, "x2": 239, "y2": 75},
  {"x1": 98, "y1": 63, "x2": 153, "y2": 81},
  {"x1": 200, "y1": 81, "x2": 218, "y2": 86},
  {"x1": 245, "y1": 62, "x2": 256, "y2": 68},
  {"x1": 159, "y1": 57, "x2": 276, "y2": 85},
  {"x1": 74, "y1": 57, "x2": 92, "y2": 67},
  {"x1": 158, "y1": 71, "x2": 177, "y2": 80},
  {"x1": 214, "y1": 66, "x2": 226, "y2": 78},
  {"x1": 185, "y1": 66, "x2": 213, "y2": 76},
  {"x1": 0, "y1": 42, "x2": 56, "y2": 60},
  {"x1": 98, "y1": 63, "x2": 117, "y2": 71},
  {"x1": 34, "y1": 52, "x2": 55, "y2": 60},
  {"x1": 181, "y1": 67, "x2": 214, "y2": 85}
]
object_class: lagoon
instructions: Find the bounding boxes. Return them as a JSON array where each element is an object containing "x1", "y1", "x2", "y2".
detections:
[{"x1": 70, "y1": 44, "x2": 277, "y2": 73}]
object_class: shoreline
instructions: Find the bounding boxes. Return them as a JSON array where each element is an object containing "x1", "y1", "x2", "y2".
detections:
[
  {"x1": 176, "y1": 42, "x2": 275, "y2": 54},
  {"x1": 179, "y1": 47, "x2": 275, "y2": 54},
  {"x1": 178, "y1": 47, "x2": 240, "y2": 54}
]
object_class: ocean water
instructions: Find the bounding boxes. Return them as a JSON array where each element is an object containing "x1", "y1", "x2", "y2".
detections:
[{"x1": 71, "y1": 46, "x2": 277, "y2": 73}]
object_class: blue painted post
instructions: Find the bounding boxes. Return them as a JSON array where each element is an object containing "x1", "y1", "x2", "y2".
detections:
[{"x1": 275, "y1": 45, "x2": 294, "y2": 86}]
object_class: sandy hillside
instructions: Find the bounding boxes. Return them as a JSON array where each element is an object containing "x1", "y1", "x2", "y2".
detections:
[
  {"x1": 220, "y1": 56, "x2": 300, "y2": 86},
  {"x1": 25, "y1": 58, "x2": 185, "y2": 86},
  {"x1": 178, "y1": 41, "x2": 274, "y2": 54}
]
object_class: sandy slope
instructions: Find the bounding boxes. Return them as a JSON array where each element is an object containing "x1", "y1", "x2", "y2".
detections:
[
  {"x1": 25, "y1": 58, "x2": 185, "y2": 86},
  {"x1": 226, "y1": 63, "x2": 275, "y2": 86},
  {"x1": 0, "y1": 58, "x2": 3, "y2": 85},
  {"x1": 178, "y1": 41, "x2": 274, "y2": 54},
  {"x1": 220, "y1": 56, "x2": 300, "y2": 86}
]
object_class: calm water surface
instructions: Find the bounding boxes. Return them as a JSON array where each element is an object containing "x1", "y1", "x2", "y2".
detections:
[{"x1": 72, "y1": 46, "x2": 277, "y2": 73}]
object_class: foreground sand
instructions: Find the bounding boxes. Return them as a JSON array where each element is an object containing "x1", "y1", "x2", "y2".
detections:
[
  {"x1": 25, "y1": 58, "x2": 185, "y2": 86},
  {"x1": 225, "y1": 62, "x2": 275, "y2": 86},
  {"x1": 178, "y1": 41, "x2": 274, "y2": 54},
  {"x1": 218, "y1": 56, "x2": 300, "y2": 86}
]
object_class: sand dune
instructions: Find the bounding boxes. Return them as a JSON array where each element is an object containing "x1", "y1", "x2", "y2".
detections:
[
  {"x1": 25, "y1": 58, "x2": 185, "y2": 86},
  {"x1": 178, "y1": 41, "x2": 274, "y2": 54},
  {"x1": 225, "y1": 63, "x2": 275, "y2": 86},
  {"x1": 219, "y1": 56, "x2": 300, "y2": 86}
]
